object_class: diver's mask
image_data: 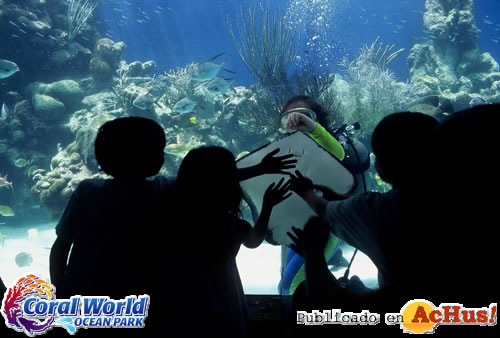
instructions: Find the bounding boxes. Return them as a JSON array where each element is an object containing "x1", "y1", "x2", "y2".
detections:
[{"x1": 278, "y1": 107, "x2": 317, "y2": 133}]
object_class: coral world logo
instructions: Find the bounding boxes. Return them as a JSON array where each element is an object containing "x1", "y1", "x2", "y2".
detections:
[{"x1": 1, "y1": 273, "x2": 149, "y2": 336}]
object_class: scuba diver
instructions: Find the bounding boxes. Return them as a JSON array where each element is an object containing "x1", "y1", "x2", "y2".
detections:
[{"x1": 270, "y1": 96, "x2": 371, "y2": 296}]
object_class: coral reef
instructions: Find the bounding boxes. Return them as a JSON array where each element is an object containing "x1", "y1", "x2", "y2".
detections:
[
  {"x1": 90, "y1": 38, "x2": 127, "y2": 83},
  {"x1": 408, "y1": 0, "x2": 500, "y2": 110},
  {"x1": 9, "y1": 0, "x2": 499, "y2": 222},
  {"x1": 0, "y1": 0, "x2": 98, "y2": 84},
  {"x1": 31, "y1": 143, "x2": 107, "y2": 219}
]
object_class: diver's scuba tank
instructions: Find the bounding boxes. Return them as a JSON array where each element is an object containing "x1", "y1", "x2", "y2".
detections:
[{"x1": 332, "y1": 122, "x2": 371, "y2": 194}]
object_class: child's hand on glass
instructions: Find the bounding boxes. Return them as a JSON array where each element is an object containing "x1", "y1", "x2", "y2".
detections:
[{"x1": 262, "y1": 177, "x2": 292, "y2": 209}]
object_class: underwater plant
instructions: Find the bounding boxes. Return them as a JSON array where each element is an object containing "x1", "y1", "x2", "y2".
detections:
[
  {"x1": 334, "y1": 38, "x2": 423, "y2": 137},
  {"x1": 225, "y1": 3, "x2": 300, "y2": 103},
  {"x1": 226, "y1": 3, "x2": 346, "y2": 130},
  {"x1": 159, "y1": 63, "x2": 200, "y2": 106},
  {"x1": 358, "y1": 36, "x2": 405, "y2": 70},
  {"x1": 67, "y1": 0, "x2": 98, "y2": 41},
  {"x1": 289, "y1": 65, "x2": 344, "y2": 128},
  {"x1": 233, "y1": 85, "x2": 281, "y2": 140}
]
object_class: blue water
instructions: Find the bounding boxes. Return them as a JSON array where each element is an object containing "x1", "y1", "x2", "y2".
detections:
[{"x1": 96, "y1": 0, "x2": 500, "y2": 87}]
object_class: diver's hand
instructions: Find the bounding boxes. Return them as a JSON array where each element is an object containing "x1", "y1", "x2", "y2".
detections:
[
  {"x1": 287, "y1": 217, "x2": 330, "y2": 257},
  {"x1": 285, "y1": 112, "x2": 317, "y2": 133},
  {"x1": 289, "y1": 170, "x2": 314, "y2": 197},
  {"x1": 259, "y1": 148, "x2": 297, "y2": 175},
  {"x1": 262, "y1": 177, "x2": 292, "y2": 209}
]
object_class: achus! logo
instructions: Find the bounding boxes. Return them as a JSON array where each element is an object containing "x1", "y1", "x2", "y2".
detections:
[{"x1": 2, "y1": 273, "x2": 149, "y2": 336}]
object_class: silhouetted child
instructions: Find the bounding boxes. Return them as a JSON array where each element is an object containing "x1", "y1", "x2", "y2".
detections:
[
  {"x1": 0, "y1": 275, "x2": 5, "y2": 302},
  {"x1": 167, "y1": 146, "x2": 291, "y2": 338},
  {"x1": 289, "y1": 112, "x2": 439, "y2": 290},
  {"x1": 424, "y1": 104, "x2": 499, "y2": 304},
  {"x1": 50, "y1": 117, "x2": 167, "y2": 300},
  {"x1": 0, "y1": 275, "x2": 8, "y2": 335}
]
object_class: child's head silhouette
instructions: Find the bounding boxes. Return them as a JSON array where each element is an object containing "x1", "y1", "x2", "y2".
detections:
[
  {"x1": 371, "y1": 112, "x2": 438, "y2": 188},
  {"x1": 177, "y1": 146, "x2": 242, "y2": 216},
  {"x1": 95, "y1": 117, "x2": 166, "y2": 179}
]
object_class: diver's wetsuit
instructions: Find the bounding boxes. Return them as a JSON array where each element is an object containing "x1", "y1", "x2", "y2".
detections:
[{"x1": 280, "y1": 123, "x2": 345, "y2": 295}]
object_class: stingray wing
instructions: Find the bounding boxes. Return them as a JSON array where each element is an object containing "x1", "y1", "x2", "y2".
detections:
[{"x1": 237, "y1": 132, "x2": 356, "y2": 246}]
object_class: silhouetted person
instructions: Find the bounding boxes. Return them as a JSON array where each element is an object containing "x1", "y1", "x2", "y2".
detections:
[
  {"x1": 49, "y1": 117, "x2": 167, "y2": 337},
  {"x1": 289, "y1": 112, "x2": 438, "y2": 290},
  {"x1": 0, "y1": 276, "x2": 5, "y2": 297},
  {"x1": 423, "y1": 104, "x2": 499, "y2": 305},
  {"x1": 165, "y1": 146, "x2": 291, "y2": 338},
  {"x1": 0, "y1": 275, "x2": 7, "y2": 335}
]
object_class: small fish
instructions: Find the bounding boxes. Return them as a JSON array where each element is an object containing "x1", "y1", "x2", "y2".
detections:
[
  {"x1": 469, "y1": 96, "x2": 487, "y2": 107},
  {"x1": 9, "y1": 20, "x2": 19, "y2": 28},
  {"x1": 48, "y1": 35, "x2": 58, "y2": 41},
  {"x1": 0, "y1": 175, "x2": 13, "y2": 190},
  {"x1": 491, "y1": 39, "x2": 499, "y2": 44},
  {"x1": 169, "y1": 113, "x2": 197, "y2": 128},
  {"x1": 0, "y1": 205, "x2": 15, "y2": 216},
  {"x1": 15, "y1": 252, "x2": 33, "y2": 267},
  {"x1": 1, "y1": 103, "x2": 8, "y2": 120},
  {"x1": 35, "y1": 32, "x2": 45, "y2": 39},
  {"x1": 205, "y1": 78, "x2": 233, "y2": 95},
  {"x1": 173, "y1": 97, "x2": 197, "y2": 114},
  {"x1": 11, "y1": 34, "x2": 21, "y2": 39},
  {"x1": 0, "y1": 59, "x2": 20, "y2": 79},
  {"x1": 19, "y1": 28, "x2": 27, "y2": 34},
  {"x1": 133, "y1": 93, "x2": 157, "y2": 111},
  {"x1": 15, "y1": 158, "x2": 31, "y2": 168},
  {"x1": 28, "y1": 228, "x2": 40, "y2": 242},
  {"x1": 190, "y1": 53, "x2": 234, "y2": 81},
  {"x1": 483, "y1": 19, "x2": 493, "y2": 25}
]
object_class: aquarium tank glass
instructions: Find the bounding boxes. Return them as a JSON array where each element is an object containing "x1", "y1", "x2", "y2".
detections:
[{"x1": 0, "y1": 0, "x2": 499, "y2": 295}]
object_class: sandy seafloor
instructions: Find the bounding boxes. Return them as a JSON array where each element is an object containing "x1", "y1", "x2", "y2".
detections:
[{"x1": 0, "y1": 223, "x2": 378, "y2": 294}]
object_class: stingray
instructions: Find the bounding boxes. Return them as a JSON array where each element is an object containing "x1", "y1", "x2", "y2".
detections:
[{"x1": 237, "y1": 132, "x2": 356, "y2": 246}]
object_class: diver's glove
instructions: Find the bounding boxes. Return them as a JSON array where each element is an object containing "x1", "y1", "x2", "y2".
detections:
[{"x1": 289, "y1": 170, "x2": 314, "y2": 197}]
